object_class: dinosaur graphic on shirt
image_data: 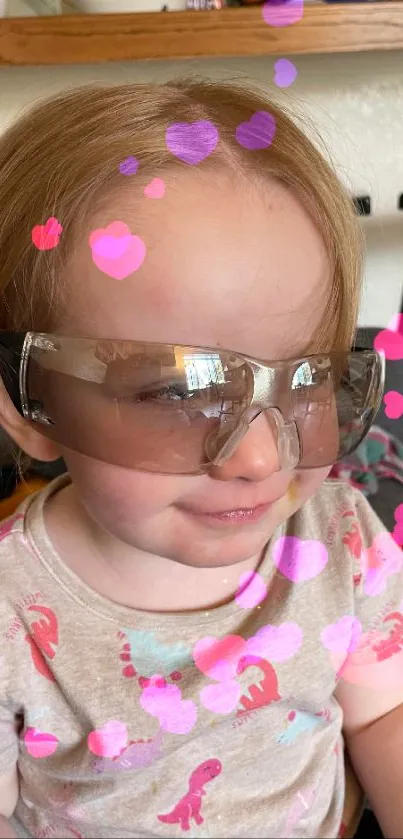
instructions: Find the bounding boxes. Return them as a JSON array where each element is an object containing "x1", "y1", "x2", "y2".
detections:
[
  {"x1": 25, "y1": 605, "x2": 58, "y2": 683},
  {"x1": 236, "y1": 654, "x2": 280, "y2": 715},
  {"x1": 281, "y1": 785, "x2": 317, "y2": 838},
  {"x1": 157, "y1": 758, "x2": 222, "y2": 832},
  {"x1": 276, "y1": 710, "x2": 322, "y2": 745}
]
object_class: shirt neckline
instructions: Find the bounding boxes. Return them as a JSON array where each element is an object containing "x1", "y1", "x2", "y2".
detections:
[{"x1": 23, "y1": 474, "x2": 285, "y2": 631}]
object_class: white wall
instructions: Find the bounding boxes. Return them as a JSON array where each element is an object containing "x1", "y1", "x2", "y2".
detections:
[{"x1": 1, "y1": 47, "x2": 402, "y2": 326}]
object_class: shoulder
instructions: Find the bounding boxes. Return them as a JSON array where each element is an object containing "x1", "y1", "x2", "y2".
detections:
[
  {"x1": 282, "y1": 479, "x2": 400, "y2": 577},
  {"x1": 0, "y1": 479, "x2": 60, "y2": 613},
  {"x1": 291, "y1": 478, "x2": 388, "y2": 545}
]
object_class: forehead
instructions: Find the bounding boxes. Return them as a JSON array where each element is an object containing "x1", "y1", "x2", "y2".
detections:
[{"x1": 63, "y1": 173, "x2": 330, "y2": 361}]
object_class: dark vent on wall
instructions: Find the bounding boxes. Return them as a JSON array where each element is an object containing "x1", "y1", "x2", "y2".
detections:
[{"x1": 353, "y1": 195, "x2": 371, "y2": 216}]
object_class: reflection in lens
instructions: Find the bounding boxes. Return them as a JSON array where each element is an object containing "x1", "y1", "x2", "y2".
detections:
[{"x1": 23, "y1": 338, "x2": 383, "y2": 474}]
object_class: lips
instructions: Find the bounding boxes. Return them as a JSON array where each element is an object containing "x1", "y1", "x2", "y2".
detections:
[{"x1": 179, "y1": 498, "x2": 281, "y2": 516}]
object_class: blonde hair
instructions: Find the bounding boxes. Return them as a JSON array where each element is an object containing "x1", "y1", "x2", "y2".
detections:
[{"x1": 0, "y1": 79, "x2": 363, "y2": 351}]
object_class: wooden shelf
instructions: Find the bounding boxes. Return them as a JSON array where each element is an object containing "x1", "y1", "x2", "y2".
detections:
[{"x1": 1, "y1": 2, "x2": 403, "y2": 66}]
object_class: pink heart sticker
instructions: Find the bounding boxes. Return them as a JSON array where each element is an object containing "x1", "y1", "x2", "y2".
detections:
[
  {"x1": 272, "y1": 536, "x2": 328, "y2": 582},
  {"x1": 374, "y1": 328, "x2": 403, "y2": 361},
  {"x1": 158, "y1": 699, "x2": 197, "y2": 735},
  {"x1": 395, "y1": 504, "x2": 403, "y2": 523},
  {"x1": 387, "y1": 313, "x2": 403, "y2": 335},
  {"x1": 89, "y1": 221, "x2": 146, "y2": 280},
  {"x1": 144, "y1": 178, "x2": 165, "y2": 199},
  {"x1": 193, "y1": 635, "x2": 246, "y2": 680},
  {"x1": 362, "y1": 532, "x2": 403, "y2": 596},
  {"x1": 31, "y1": 217, "x2": 63, "y2": 251},
  {"x1": 87, "y1": 720, "x2": 128, "y2": 758},
  {"x1": 200, "y1": 679, "x2": 241, "y2": 715},
  {"x1": 235, "y1": 571, "x2": 267, "y2": 609},
  {"x1": 393, "y1": 522, "x2": 403, "y2": 546},
  {"x1": 246, "y1": 622, "x2": 303, "y2": 662},
  {"x1": 140, "y1": 681, "x2": 197, "y2": 734},
  {"x1": 320, "y1": 616, "x2": 362, "y2": 655},
  {"x1": 24, "y1": 727, "x2": 59, "y2": 759},
  {"x1": 92, "y1": 234, "x2": 133, "y2": 260},
  {"x1": 383, "y1": 390, "x2": 403, "y2": 419}
]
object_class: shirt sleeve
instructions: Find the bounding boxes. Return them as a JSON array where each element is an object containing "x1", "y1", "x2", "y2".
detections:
[
  {"x1": 0, "y1": 605, "x2": 20, "y2": 776},
  {"x1": 333, "y1": 487, "x2": 403, "y2": 717},
  {"x1": 350, "y1": 487, "x2": 403, "y2": 630}
]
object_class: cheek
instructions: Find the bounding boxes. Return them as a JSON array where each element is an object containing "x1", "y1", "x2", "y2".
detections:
[
  {"x1": 287, "y1": 467, "x2": 331, "y2": 512},
  {"x1": 61, "y1": 451, "x2": 188, "y2": 524}
]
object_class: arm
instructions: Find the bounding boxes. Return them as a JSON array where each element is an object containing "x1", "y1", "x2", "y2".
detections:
[
  {"x1": 0, "y1": 767, "x2": 18, "y2": 839},
  {"x1": 336, "y1": 671, "x2": 403, "y2": 838}
]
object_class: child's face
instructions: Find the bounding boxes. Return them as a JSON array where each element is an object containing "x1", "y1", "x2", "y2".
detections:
[{"x1": 58, "y1": 172, "x2": 332, "y2": 569}]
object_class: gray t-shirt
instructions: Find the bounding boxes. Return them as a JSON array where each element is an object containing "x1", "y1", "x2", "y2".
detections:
[{"x1": 1, "y1": 475, "x2": 402, "y2": 838}]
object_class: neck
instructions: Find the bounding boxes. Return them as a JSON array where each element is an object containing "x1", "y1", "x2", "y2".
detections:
[{"x1": 44, "y1": 482, "x2": 267, "y2": 613}]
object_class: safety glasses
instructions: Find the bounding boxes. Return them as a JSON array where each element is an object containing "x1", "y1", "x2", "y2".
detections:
[{"x1": 0, "y1": 332, "x2": 384, "y2": 475}]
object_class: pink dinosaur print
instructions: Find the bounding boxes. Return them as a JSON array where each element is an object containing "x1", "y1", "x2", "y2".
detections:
[
  {"x1": 0, "y1": 514, "x2": 23, "y2": 541},
  {"x1": 236, "y1": 654, "x2": 280, "y2": 715},
  {"x1": 342, "y1": 519, "x2": 362, "y2": 560},
  {"x1": 25, "y1": 604, "x2": 58, "y2": 683},
  {"x1": 157, "y1": 758, "x2": 222, "y2": 832}
]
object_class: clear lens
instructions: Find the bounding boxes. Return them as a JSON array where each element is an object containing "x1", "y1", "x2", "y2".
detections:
[
  {"x1": 23, "y1": 335, "x2": 383, "y2": 474},
  {"x1": 291, "y1": 352, "x2": 383, "y2": 468}
]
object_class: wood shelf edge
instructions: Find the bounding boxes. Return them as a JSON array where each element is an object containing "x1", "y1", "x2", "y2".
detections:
[{"x1": 1, "y1": 2, "x2": 403, "y2": 66}]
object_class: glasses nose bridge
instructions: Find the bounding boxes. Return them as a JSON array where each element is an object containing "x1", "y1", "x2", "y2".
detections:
[{"x1": 249, "y1": 360, "x2": 277, "y2": 409}]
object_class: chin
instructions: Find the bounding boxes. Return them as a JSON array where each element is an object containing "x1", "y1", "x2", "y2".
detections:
[{"x1": 169, "y1": 518, "x2": 280, "y2": 569}]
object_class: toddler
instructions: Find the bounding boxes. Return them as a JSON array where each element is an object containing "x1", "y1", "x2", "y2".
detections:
[{"x1": 0, "y1": 80, "x2": 402, "y2": 839}]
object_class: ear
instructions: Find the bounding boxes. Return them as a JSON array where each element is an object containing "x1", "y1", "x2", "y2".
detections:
[{"x1": 0, "y1": 378, "x2": 61, "y2": 463}]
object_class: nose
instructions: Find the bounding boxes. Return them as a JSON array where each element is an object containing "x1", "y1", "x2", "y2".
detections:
[{"x1": 208, "y1": 411, "x2": 281, "y2": 482}]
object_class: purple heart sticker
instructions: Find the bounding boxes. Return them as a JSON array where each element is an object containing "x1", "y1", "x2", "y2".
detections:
[
  {"x1": 262, "y1": 0, "x2": 304, "y2": 28},
  {"x1": 165, "y1": 120, "x2": 219, "y2": 165},
  {"x1": 274, "y1": 58, "x2": 298, "y2": 88},
  {"x1": 119, "y1": 156, "x2": 139, "y2": 176},
  {"x1": 235, "y1": 111, "x2": 276, "y2": 151}
]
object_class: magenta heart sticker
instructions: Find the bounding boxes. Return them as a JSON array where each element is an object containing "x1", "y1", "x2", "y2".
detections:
[
  {"x1": 374, "y1": 328, "x2": 403, "y2": 361},
  {"x1": 140, "y1": 681, "x2": 197, "y2": 733},
  {"x1": 200, "y1": 679, "x2": 241, "y2": 715},
  {"x1": 89, "y1": 221, "x2": 146, "y2": 280},
  {"x1": 193, "y1": 634, "x2": 246, "y2": 680},
  {"x1": 393, "y1": 521, "x2": 403, "y2": 546},
  {"x1": 93, "y1": 234, "x2": 132, "y2": 260},
  {"x1": 388, "y1": 313, "x2": 403, "y2": 335},
  {"x1": 235, "y1": 111, "x2": 276, "y2": 151},
  {"x1": 88, "y1": 720, "x2": 128, "y2": 758},
  {"x1": 262, "y1": 0, "x2": 304, "y2": 28},
  {"x1": 395, "y1": 504, "x2": 403, "y2": 524},
  {"x1": 165, "y1": 120, "x2": 219, "y2": 165},
  {"x1": 272, "y1": 536, "x2": 328, "y2": 582},
  {"x1": 24, "y1": 727, "x2": 59, "y2": 759},
  {"x1": 383, "y1": 390, "x2": 403, "y2": 420},
  {"x1": 235, "y1": 571, "x2": 267, "y2": 609},
  {"x1": 274, "y1": 58, "x2": 298, "y2": 88},
  {"x1": 246, "y1": 622, "x2": 303, "y2": 662}
]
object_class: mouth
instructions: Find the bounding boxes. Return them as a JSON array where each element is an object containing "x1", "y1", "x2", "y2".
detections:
[{"x1": 179, "y1": 501, "x2": 276, "y2": 527}]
